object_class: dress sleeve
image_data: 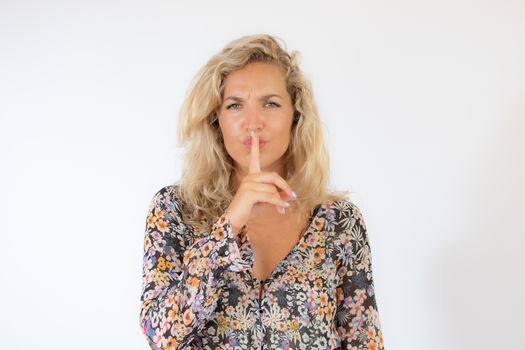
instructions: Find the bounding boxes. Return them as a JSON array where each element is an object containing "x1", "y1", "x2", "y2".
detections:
[
  {"x1": 139, "y1": 186, "x2": 249, "y2": 350},
  {"x1": 334, "y1": 202, "x2": 385, "y2": 350}
]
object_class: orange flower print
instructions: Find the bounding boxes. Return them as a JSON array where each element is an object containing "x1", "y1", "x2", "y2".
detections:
[
  {"x1": 367, "y1": 341, "x2": 378, "y2": 350},
  {"x1": 167, "y1": 304, "x2": 179, "y2": 321},
  {"x1": 213, "y1": 227, "x2": 226, "y2": 241},
  {"x1": 297, "y1": 272, "x2": 307, "y2": 284},
  {"x1": 182, "y1": 309, "x2": 195, "y2": 326},
  {"x1": 313, "y1": 217, "x2": 325, "y2": 231},
  {"x1": 154, "y1": 209, "x2": 164, "y2": 218},
  {"x1": 230, "y1": 320, "x2": 239, "y2": 330},
  {"x1": 314, "y1": 278, "x2": 323, "y2": 289},
  {"x1": 143, "y1": 236, "x2": 152, "y2": 251},
  {"x1": 314, "y1": 247, "x2": 325, "y2": 264},
  {"x1": 156, "y1": 219, "x2": 169, "y2": 233},
  {"x1": 319, "y1": 292, "x2": 328, "y2": 306},
  {"x1": 325, "y1": 303, "x2": 335, "y2": 321},
  {"x1": 146, "y1": 214, "x2": 157, "y2": 229},
  {"x1": 336, "y1": 287, "x2": 344, "y2": 305},
  {"x1": 367, "y1": 327, "x2": 376, "y2": 338},
  {"x1": 376, "y1": 330, "x2": 384, "y2": 348},
  {"x1": 201, "y1": 242, "x2": 212, "y2": 257},
  {"x1": 188, "y1": 277, "x2": 200, "y2": 288},
  {"x1": 164, "y1": 337, "x2": 178, "y2": 350},
  {"x1": 216, "y1": 314, "x2": 227, "y2": 329}
]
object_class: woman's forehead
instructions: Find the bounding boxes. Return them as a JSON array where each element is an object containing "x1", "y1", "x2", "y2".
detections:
[{"x1": 222, "y1": 63, "x2": 287, "y2": 95}]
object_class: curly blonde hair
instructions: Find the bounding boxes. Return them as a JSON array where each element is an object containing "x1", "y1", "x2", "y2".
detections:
[{"x1": 175, "y1": 33, "x2": 350, "y2": 233}]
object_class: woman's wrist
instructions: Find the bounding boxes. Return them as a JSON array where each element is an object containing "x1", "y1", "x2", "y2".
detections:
[{"x1": 224, "y1": 208, "x2": 241, "y2": 236}]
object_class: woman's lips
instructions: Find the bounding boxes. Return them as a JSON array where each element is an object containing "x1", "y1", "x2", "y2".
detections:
[{"x1": 243, "y1": 140, "x2": 267, "y2": 148}]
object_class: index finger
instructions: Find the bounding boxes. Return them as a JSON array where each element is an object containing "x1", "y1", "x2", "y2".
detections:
[{"x1": 248, "y1": 130, "x2": 261, "y2": 173}]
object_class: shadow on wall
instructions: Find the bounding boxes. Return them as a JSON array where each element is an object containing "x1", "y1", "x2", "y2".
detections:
[{"x1": 429, "y1": 99, "x2": 525, "y2": 350}]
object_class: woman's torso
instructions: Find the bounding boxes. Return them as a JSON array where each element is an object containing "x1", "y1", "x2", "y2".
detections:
[{"x1": 189, "y1": 200, "x2": 343, "y2": 349}]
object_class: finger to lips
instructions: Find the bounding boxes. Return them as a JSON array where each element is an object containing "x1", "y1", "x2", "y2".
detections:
[
  {"x1": 248, "y1": 130, "x2": 260, "y2": 174},
  {"x1": 248, "y1": 130, "x2": 263, "y2": 207},
  {"x1": 247, "y1": 130, "x2": 291, "y2": 213}
]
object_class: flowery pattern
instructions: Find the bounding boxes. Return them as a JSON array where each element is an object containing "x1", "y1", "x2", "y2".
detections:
[{"x1": 139, "y1": 185, "x2": 384, "y2": 349}]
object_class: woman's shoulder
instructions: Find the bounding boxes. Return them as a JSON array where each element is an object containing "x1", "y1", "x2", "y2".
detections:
[
  {"x1": 145, "y1": 183, "x2": 200, "y2": 244},
  {"x1": 151, "y1": 182, "x2": 180, "y2": 195},
  {"x1": 147, "y1": 183, "x2": 184, "y2": 219},
  {"x1": 151, "y1": 183, "x2": 181, "y2": 199},
  {"x1": 323, "y1": 198, "x2": 372, "y2": 263},
  {"x1": 323, "y1": 197, "x2": 368, "y2": 233},
  {"x1": 327, "y1": 197, "x2": 363, "y2": 217}
]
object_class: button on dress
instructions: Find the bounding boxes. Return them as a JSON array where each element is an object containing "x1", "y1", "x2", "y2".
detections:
[{"x1": 139, "y1": 185, "x2": 384, "y2": 349}]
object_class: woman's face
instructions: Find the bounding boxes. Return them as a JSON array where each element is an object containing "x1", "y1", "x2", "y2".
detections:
[{"x1": 218, "y1": 62, "x2": 294, "y2": 179}]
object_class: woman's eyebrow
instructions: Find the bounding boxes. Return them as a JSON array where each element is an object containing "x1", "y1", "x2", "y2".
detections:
[{"x1": 224, "y1": 94, "x2": 282, "y2": 102}]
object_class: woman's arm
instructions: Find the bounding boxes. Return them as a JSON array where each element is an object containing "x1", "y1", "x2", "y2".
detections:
[
  {"x1": 334, "y1": 202, "x2": 385, "y2": 350},
  {"x1": 139, "y1": 186, "x2": 248, "y2": 350}
]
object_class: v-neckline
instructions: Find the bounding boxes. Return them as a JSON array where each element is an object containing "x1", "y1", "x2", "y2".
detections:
[{"x1": 240, "y1": 203, "x2": 324, "y2": 284}]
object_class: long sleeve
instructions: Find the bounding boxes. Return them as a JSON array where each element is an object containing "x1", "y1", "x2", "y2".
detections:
[
  {"x1": 334, "y1": 202, "x2": 384, "y2": 350},
  {"x1": 138, "y1": 186, "x2": 249, "y2": 350}
]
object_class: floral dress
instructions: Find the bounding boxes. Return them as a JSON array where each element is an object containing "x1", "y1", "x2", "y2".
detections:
[{"x1": 139, "y1": 185, "x2": 384, "y2": 350}]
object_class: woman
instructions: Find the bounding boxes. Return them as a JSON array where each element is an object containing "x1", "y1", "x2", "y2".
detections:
[{"x1": 139, "y1": 34, "x2": 384, "y2": 349}]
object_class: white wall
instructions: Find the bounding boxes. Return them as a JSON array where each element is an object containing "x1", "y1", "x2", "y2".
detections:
[{"x1": 1, "y1": 1, "x2": 523, "y2": 349}]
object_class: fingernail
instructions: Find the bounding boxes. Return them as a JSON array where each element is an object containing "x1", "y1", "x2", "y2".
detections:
[
  {"x1": 250, "y1": 130, "x2": 255, "y2": 137},
  {"x1": 279, "y1": 207, "x2": 285, "y2": 215},
  {"x1": 291, "y1": 191, "x2": 297, "y2": 199},
  {"x1": 284, "y1": 202, "x2": 290, "y2": 207}
]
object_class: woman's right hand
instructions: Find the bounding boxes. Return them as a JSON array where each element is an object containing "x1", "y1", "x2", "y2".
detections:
[{"x1": 226, "y1": 130, "x2": 297, "y2": 236}]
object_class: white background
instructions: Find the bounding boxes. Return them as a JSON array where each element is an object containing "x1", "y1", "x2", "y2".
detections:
[{"x1": 1, "y1": 1, "x2": 524, "y2": 349}]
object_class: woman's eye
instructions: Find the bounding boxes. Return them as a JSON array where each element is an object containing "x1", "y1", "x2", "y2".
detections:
[
  {"x1": 226, "y1": 102, "x2": 280, "y2": 110},
  {"x1": 226, "y1": 103, "x2": 241, "y2": 110}
]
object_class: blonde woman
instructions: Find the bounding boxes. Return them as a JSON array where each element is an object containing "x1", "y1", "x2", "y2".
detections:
[{"x1": 139, "y1": 34, "x2": 384, "y2": 349}]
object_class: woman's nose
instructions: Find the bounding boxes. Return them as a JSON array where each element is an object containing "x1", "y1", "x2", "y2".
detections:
[{"x1": 244, "y1": 104, "x2": 263, "y2": 129}]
